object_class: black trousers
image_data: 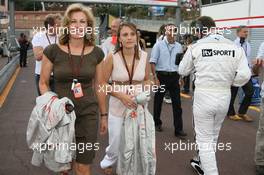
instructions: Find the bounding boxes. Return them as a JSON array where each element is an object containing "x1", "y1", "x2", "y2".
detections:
[
  {"x1": 164, "y1": 91, "x2": 170, "y2": 99},
  {"x1": 183, "y1": 75, "x2": 190, "y2": 92},
  {"x1": 153, "y1": 72, "x2": 183, "y2": 133},
  {"x1": 227, "y1": 79, "x2": 254, "y2": 116},
  {"x1": 19, "y1": 51, "x2": 27, "y2": 67}
]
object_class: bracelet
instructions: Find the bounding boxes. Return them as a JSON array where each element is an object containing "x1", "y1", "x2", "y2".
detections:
[{"x1": 100, "y1": 113, "x2": 108, "y2": 117}]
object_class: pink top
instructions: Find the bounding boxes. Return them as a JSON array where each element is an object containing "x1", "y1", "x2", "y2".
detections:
[{"x1": 109, "y1": 50, "x2": 148, "y2": 117}]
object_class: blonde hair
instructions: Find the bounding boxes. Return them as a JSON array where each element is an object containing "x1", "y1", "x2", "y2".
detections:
[{"x1": 59, "y1": 3, "x2": 95, "y2": 46}]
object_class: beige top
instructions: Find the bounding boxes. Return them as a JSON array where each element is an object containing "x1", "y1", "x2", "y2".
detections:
[{"x1": 109, "y1": 50, "x2": 148, "y2": 117}]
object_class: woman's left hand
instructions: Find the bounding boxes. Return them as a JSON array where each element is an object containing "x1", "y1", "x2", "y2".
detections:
[{"x1": 100, "y1": 117, "x2": 108, "y2": 135}]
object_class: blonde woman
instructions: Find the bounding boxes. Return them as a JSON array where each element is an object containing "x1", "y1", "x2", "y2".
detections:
[{"x1": 39, "y1": 3, "x2": 107, "y2": 175}]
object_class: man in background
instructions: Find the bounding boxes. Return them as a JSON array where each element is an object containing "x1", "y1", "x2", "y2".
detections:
[
  {"x1": 32, "y1": 13, "x2": 61, "y2": 96},
  {"x1": 18, "y1": 33, "x2": 30, "y2": 67},
  {"x1": 101, "y1": 18, "x2": 121, "y2": 57},
  {"x1": 227, "y1": 26, "x2": 254, "y2": 122},
  {"x1": 150, "y1": 24, "x2": 186, "y2": 138}
]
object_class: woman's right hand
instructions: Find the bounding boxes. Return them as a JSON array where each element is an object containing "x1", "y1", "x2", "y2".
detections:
[
  {"x1": 255, "y1": 59, "x2": 264, "y2": 66},
  {"x1": 119, "y1": 93, "x2": 137, "y2": 109},
  {"x1": 100, "y1": 117, "x2": 108, "y2": 136}
]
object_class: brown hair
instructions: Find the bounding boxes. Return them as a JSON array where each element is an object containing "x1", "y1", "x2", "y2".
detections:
[
  {"x1": 158, "y1": 24, "x2": 167, "y2": 38},
  {"x1": 44, "y1": 13, "x2": 62, "y2": 29},
  {"x1": 196, "y1": 16, "x2": 216, "y2": 30},
  {"x1": 236, "y1": 25, "x2": 248, "y2": 33},
  {"x1": 114, "y1": 22, "x2": 140, "y2": 60},
  {"x1": 59, "y1": 3, "x2": 95, "y2": 46}
]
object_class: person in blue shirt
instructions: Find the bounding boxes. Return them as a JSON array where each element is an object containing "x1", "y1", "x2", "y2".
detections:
[{"x1": 149, "y1": 23, "x2": 187, "y2": 138}]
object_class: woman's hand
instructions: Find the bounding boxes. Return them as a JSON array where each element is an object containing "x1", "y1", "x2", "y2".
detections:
[
  {"x1": 154, "y1": 78, "x2": 160, "y2": 87},
  {"x1": 254, "y1": 59, "x2": 264, "y2": 66},
  {"x1": 119, "y1": 93, "x2": 137, "y2": 109},
  {"x1": 39, "y1": 54, "x2": 53, "y2": 94},
  {"x1": 252, "y1": 59, "x2": 264, "y2": 75},
  {"x1": 100, "y1": 117, "x2": 108, "y2": 135}
]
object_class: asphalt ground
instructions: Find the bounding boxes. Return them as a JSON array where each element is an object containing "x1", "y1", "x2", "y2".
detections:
[{"x1": 0, "y1": 54, "x2": 259, "y2": 175}]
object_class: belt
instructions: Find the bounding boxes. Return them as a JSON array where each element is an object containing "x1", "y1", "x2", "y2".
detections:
[{"x1": 156, "y1": 71, "x2": 178, "y2": 76}]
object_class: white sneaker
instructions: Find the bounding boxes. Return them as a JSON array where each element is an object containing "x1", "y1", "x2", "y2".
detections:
[
  {"x1": 163, "y1": 97, "x2": 172, "y2": 104},
  {"x1": 190, "y1": 157, "x2": 204, "y2": 175}
]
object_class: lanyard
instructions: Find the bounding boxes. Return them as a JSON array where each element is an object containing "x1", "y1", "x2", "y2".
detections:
[
  {"x1": 67, "y1": 43, "x2": 85, "y2": 78},
  {"x1": 46, "y1": 33, "x2": 57, "y2": 45},
  {"x1": 121, "y1": 49, "x2": 136, "y2": 85}
]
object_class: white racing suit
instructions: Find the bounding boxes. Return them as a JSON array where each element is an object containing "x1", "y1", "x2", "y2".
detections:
[{"x1": 179, "y1": 34, "x2": 251, "y2": 175}]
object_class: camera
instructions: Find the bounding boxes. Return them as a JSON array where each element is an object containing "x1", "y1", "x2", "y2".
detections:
[{"x1": 175, "y1": 53, "x2": 184, "y2": 65}]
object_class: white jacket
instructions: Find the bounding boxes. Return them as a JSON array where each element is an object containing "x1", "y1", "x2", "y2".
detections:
[
  {"x1": 101, "y1": 37, "x2": 115, "y2": 57},
  {"x1": 117, "y1": 92, "x2": 156, "y2": 175},
  {"x1": 234, "y1": 37, "x2": 251, "y2": 65},
  {"x1": 179, "y1": 34, "x2": 251, "y2": 91},
  {"x1": 26, "y1": 91, "x2": 76, "y2": 172},
  {"x1": 257, "y1": 42, "x2": 264, "y2": 59}
]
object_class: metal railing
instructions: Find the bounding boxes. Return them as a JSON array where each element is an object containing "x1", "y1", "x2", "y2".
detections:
[
  {"x1": 0, "y1": 51, "x2": 33, "y2": 95},
  {"x1": 0, "y1": 54, "x2": 19, "y2": 94},
  {"x1": 130, "y1": 18, "x2": 176, "y2": 32}
]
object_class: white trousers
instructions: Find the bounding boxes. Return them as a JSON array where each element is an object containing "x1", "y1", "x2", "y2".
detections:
[
  {"x1": 100, "y1": 113, "x2": 123, "y2": 169},
  {"x1": 193, "y1": 90, "x2": 230, "y2": 175}
]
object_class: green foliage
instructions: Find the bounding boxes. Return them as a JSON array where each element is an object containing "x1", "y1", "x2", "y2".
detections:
[{"x1": 14, "y1": 0, "x2": 42, "y2": 11}]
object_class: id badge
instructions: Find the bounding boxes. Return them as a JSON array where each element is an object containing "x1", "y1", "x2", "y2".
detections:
[{"x1": 73, "y1": 82, "x2": 84, "y2": 98}]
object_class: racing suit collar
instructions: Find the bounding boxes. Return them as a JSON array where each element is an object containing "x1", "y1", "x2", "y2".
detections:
[{"x1": 203, "y1": 33, "x2": 224, "y2": 40}]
